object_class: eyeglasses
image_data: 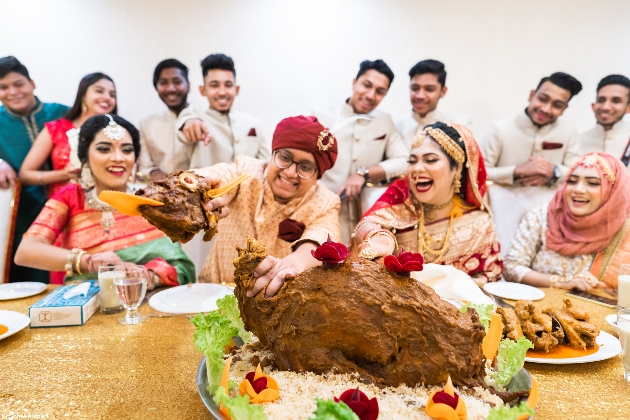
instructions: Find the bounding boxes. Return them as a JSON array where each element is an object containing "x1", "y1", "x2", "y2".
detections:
[{"x1": 273, "y1": 150, "x2": 318, "y2": 179}]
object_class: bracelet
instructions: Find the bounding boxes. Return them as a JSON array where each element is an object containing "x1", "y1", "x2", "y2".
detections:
[
  {"x1": 74, "y1": 250, "x2": 87, "y2": 275},
  {"x1": 549, "y1": 274, "x2": 568, "y2": 288},
  {"x1": 352, "y1": 219, "x2": 380, "y2": 238},
  {"x1": 64, "y1": 248, "x2": 82, "y2": 276},
  {"x1": 365, "y1": 229, "x2": 398, "y2": 251},
  {"x1": 37, "y1": 171, "x2": 43, "y2": 185}
]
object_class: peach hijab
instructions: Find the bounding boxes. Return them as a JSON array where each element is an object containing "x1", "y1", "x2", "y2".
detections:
[{"x1": 546, "y1": 152, "x2": 630, "y2": 256}]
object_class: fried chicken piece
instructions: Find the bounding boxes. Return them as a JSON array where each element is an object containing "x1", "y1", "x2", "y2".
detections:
[
  {"x1": 544, "y1": 299, "x2": 599, "y2": 350},
  {"x1": 136, "y1": 170, "x2": 217, "y2": 243},
  {"x1": 232, "y1": 237, "x2": 487, "y2": 388},
  {"x1": 515, "y1": 300, "x2": 564, "y2": 352},
  {"x1": 497, "y1": 307, "x2": 523, "y2": 341}
]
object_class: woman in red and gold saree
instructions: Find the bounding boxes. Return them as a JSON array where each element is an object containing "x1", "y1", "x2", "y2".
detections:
[
  {"x1": 15, "y1": 114, "x2": 194, "y2": 286},
  {"x1": 354, "y1": 122, "x2": 502, "y2": 285}
]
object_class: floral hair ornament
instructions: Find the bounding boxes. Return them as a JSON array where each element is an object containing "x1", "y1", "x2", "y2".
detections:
[
  {"x1": 311, "y1": 235, "x2": 349, "y2": 266},
  {"x1": 103, "y1": 114, "x2": 126, "y2": 141},
  {"x1": 334, "y1": 387, "x2": 379, "y2": 420},
  {"x1": 383, "y1": 247, "x2": 424, "y2": 276},
  {"x1": 570, "y1": 153, "x2": 616, "y2": 184},
  {"x1": 317, "y1": 129, "x2": 336, "y2": 151},
  {"x1": 425, "y1": 376, "x2": 467, "y2": 420}
]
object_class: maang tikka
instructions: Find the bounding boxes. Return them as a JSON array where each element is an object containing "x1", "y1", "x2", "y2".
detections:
[{"x1": 103, "y1": 114, "x2": 125, "y2": 141}]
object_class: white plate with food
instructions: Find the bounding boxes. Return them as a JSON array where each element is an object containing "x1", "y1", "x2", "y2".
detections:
[
  {"x1": 483, "y1": 282, "x2": 545, "y2": 301},
  {"x1": 149, "y1": 283, "x2": 234, "y2": 314},
  {"x1": 0, "y1": 282, "x2": 47, "y2": 300},
  {"x1": 524, "y1": 331, "x2": 621, "y2": 364},
  {"x1": 0, "y1": 310, "x2": 31, "y2": 341}
]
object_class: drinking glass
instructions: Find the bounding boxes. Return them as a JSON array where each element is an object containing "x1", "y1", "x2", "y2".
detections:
[
  {"x1": 113, "y1": 265, "x2": 148, "y2": 325},
  {"x1": 618, "y1": 265, "x2": 630, "y2": 309},
  {"x1": 98, "y1": 265, "x2": 124, "y2": 314},
  {"x1": 617, "y1": 308, "x2": 630, "y2": 383}
]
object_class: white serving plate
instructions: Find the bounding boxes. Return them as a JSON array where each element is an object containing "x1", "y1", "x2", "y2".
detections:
[
  {"x1": 0, "y1": 282, "x2": 47, "y2": 300},
  {"x1": 0, "y1": 310, "x2": 31, "y2": 341},
  {"x1": 524, "y1": 331, "x2": 621, "y2": 364},
  {"x1": 149, "y1": 283, "x2": 233, "y2": 314},
  {"x1": 483, "y1": 282, "x2": 545, "y2": 301}
]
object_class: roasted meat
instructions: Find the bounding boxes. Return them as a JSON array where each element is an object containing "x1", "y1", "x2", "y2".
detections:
[
  {"x1": 544, "y1": 299, "x2": 599, "y2": 350},
  {"x1": 135, "y1": 170, "x2": 218, "y2": 243},
  {"x1": 497, "y1": 307, "x2": 523, "y2": 341},
  {"x1": 515, "y1": 300, "x2": 564, "y2": 352},
  {"x1": 232, "y1": 237, "x2": 487, "y2": 388}
]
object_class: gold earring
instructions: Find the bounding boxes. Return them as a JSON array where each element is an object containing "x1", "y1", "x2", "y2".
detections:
[
  {"x1": 453, "y1": 173, "x2": 461, "y2": 193},
  {"x1": 81, "y1": 101, "x2": 87, "y2": 113}
]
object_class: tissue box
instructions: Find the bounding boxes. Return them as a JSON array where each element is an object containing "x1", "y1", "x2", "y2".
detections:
[{"x1": 29, "y1": 281, "x2": 101, "y2": 327}]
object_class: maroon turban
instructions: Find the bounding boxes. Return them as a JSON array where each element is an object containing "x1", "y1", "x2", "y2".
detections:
[{"x1": 272, "y1": 115, "x2": 338, "y2": 179}]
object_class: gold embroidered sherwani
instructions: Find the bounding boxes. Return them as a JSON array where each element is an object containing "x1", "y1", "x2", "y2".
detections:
[{"x1": 195, "y1": 155, "x2": 340, "y2": 283}]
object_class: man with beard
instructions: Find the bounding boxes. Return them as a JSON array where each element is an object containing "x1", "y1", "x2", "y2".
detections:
[
  {"x1": 483, "y1": 72, "x2": 583, "y2": 186},
  {"x1": 396, "y1": 59, "x2": 471, "y2": 149},
  {"x1": 177, "y1": 53, "x2": 269, "y2": 168},
  {"x1": 312, "y1": 59, "x2": 407, "y2": 244},
  {"x1": 579, "y1": 75, "x2": 630, "y2": 173},
  {"x1": 139, "y1": 59, "x2": 195, "y2": 181}
]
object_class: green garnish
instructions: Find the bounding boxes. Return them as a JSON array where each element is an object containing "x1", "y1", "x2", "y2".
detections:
[
  {"x1": 487, "y1": 401, "x2": 535, "y2": 420},
  {"x1": 309, "y1": 399, "x2": 360, "y2": 420},
  {"x1": 460, "y1": 302, "x2": 495, "y2": 330},
  {"x1": 491, "y1": 337, "x2": 534, "y2": 388},
  {"x1": 214, "y1": 386, "x2": 267, "y2": 420}
]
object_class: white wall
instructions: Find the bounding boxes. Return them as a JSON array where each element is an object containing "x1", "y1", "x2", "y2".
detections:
[{"x1": 1, "y1": 0, "x2": 629, "y2": 142}]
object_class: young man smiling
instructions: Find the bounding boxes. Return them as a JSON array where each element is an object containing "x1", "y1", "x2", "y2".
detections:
[
  {"x1": 313, "y1": 59, "x2": 407, "y2": 243},
  {"x1": 395, "y1": 59, "x2": 471, "y2": 150},
  {"x1": 138, "y1": 59, "x2": 194, "y2": 181},
  {"x1": 177, "y1": 53, "x2": 269, "y2": 168},
  {"x1": 0, "y1": 56, "x2": 68, "y2": 283},
  {"x1": 483, "y1": 72, "x2": 583, "y2": 186},
  {"x1": 579, "y1": 75, "x2": 630, "y2": 173}
]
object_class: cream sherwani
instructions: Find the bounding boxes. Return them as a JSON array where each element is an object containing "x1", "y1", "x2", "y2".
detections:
[
  {"x1": 138, "y1": 106, "x2": 194, "y2": 175},
  {"x1": 482, "y1": 112, "x2": 582, "y2": 185},
  {"x1": 176, "y1": 107, "x2": 270, "y2": 169},
  {"x1": 395, "y1": 109, "x2": 472, "y2": 150},
  {"x1": 313, "y1": 101, "x2": 408, "y2": 243},
  {"x1": 579, "y1": 119, "x2": 630, "y2": 173}
]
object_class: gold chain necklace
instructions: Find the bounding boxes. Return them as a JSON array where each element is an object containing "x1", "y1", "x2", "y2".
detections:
[
  {"x1": 423, "y1": 197, "x2": 454, "y2": 222},
  {"x1": 86, "y1": 188, "x2": 119, "y2": 232},
  {"x1": 561, "y1": 254, "x2": 590, "y2": 278},
  {"x1": 418, "y1": 205, "x2": 455, "y2": 263}
]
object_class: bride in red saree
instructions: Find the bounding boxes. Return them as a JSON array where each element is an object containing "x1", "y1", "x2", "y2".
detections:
[{"x1": 354, "y1": 122, "x2": 502, "y2": 285}]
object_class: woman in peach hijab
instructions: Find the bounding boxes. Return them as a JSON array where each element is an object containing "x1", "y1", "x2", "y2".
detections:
[{"x1": 504, "y1": 152, "x2": 630, "y2": 290}]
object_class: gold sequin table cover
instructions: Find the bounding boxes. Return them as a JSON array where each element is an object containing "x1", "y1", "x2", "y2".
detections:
[{"x1": 1, "y1": 286, "x2": 629, "y2": 419}]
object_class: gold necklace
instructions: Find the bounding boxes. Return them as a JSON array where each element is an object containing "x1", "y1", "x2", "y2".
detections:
[
  {"x1": 418, "y1": 205, "x2": 454, "y2": 263},
  {"x1": 561, "y1": 254, "x2": 590, "y2": 278},
  {"x1": 86, "y1": 188, "x2": 117, "y2": 233},
  {"x1": 422, "y1": 197, "x2": 454, "y2": 222}
]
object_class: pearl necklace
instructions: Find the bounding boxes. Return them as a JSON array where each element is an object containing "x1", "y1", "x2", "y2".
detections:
[{"x1": 86, "y1": 188, "x2": 122, "y2": 233}]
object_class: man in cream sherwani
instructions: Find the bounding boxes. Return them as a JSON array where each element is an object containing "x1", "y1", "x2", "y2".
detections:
[
  {"x1": 483, "y1": 72, "x2": 583, "y2": 187},
  {"x1": 313, "y1": 59, "x2": 408, "y2": 244},
  {"x1": 579, "y1": 74, "x2": 630, "y2": 173},
  {"x1": 177, "y1": 54, "x2": 269, "y2": 168},
  {"x1": 395, "y1": 59, "x2": 472, "y2": 150},
  {"x1": 138, "y1": 59, "x2": 195, "y2": 181}
]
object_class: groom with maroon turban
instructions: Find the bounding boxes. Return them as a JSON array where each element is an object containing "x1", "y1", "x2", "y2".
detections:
[{"x1": 195, "y1": 115, "x2": 341, "y2": 295}]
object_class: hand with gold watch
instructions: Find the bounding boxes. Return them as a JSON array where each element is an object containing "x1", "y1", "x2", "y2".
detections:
[{"x1": 357, "y1": 165, "x2": 370, "y2": 182}]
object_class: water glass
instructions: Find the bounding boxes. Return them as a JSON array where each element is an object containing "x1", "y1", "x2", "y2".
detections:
[
  {"x1": 98, "y1": 265, "x2": 124, "y2": 314},
  {"x1": 618, "y1": 309, "x2": 630, "y2": 383},
  {"x1": 113, "y1": 265, "x2": 148, "y2": 325},
  {"x1": 617, "y1": 264, "x2": 630, "y2": 309}
]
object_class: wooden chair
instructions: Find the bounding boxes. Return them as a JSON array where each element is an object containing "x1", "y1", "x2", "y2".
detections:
[{"x1": 0, "y1": 181, "x2": 20, "y2": 283}]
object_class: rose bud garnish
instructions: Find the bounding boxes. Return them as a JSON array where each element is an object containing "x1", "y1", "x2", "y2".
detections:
[
  {"x1": 239, "y1": 364, "x2": 280, "y2": 403},
  {"x1": 333, "y1": 387, "x2": 379, "y2": 420},
  {"x1": 425, "y1": 376, "x2": 466, "y2": 420},
  {"x1": 383, "y1": 247, "x2": 424, "y2": 277},
  {"x1": 311, "y1": 235, "x2": 349, "y2": 266}
]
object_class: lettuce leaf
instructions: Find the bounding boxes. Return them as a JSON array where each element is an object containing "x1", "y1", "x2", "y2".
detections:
[
  {"x1": 491, "y1": 337, "x2": 534, "y2": 388},
  {"x1": 217, "y1": 294, "x2": 253, "y2": 343},
  {"x1": 460, "y1": 303, "x2": 495, "y2": 330},
  {"x1": 214, "y1": 386, "x2": 267, "y2": 420},
  {"x1": 486, "y1": 402, "x2": 535, "y2": 420},
  {"x1": 309, "y1": 398, "x2": 360, "y2": 420}
]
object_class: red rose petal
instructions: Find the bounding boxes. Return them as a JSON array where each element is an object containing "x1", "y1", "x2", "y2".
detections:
[
  {"x1": 335, "y1": 388, "x2": 379, "y2": 420},
  {"x1": 245, "y1": 371, "x2": 256, "y2": 383},
  {"x1": 252, "y1": 377, "x2": 268, "y2": 394},
  {"x1": 311, "y1": 235, "x2": 349, "y2": 265},
  {"x1": 432, "y1": 390, "x2": 459, "y2": 409},
  {"x1": 346, "y1": 400, "x2": 369, "y2": 417}
]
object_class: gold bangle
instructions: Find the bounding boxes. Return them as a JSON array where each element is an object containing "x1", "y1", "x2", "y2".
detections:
[
  {"x1": 366, "y1": 229, "x2": 398, "y2": 251},
  {"x1": 74, "y1": 250, "x2": 87, "y2": 275},
  {"x1": 65, "y1": 248, "x2": 81, "y2": 276}
]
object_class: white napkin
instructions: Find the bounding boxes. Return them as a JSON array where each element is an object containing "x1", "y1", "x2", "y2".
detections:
[
  {"x1": 63, "y1": 282, "x2": 91, "y2": 300},
  {"x1": 411, "y1": 264, "x2": 494, "y2": 307}
]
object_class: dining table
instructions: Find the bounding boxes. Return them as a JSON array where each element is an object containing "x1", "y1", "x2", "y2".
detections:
[{"x1": 1, "y1": 285, "x2": 628, "y2": 419}]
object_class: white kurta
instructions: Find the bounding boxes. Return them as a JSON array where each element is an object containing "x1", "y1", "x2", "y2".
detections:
[
  {"x1": 176, "y1": 107, "x2": 270, "y2": 169},
  {"x1": 395, "y1": 109, "x2": 472, "y2": 150},
  {"x1": 312, "y1": 101, "x2": 408, "y2": 243},
  {"x1": 138, "y1": 106, "x2": 194, "y2": 175},
  {"x1": 579, "y1": 120, "x2": 630, "y2": 174},
  {"x1": 482, "y1": 112, "x2": 582, "y2": 185}
]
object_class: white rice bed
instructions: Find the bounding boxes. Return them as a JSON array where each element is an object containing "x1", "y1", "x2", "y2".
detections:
[{"x1": 229, "y1": 345, "x2": 505, "y2": 420}]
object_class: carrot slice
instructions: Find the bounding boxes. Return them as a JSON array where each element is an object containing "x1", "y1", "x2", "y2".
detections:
[
  {"x1": 425, "y1": 399, "x2": 460, "y2": 420},
  {"x1": 220, "y1": 356, "x2": 233, "y2": 393},
  {"x1": 482, "y1": 313, "x2": 503, "y2": 360}
]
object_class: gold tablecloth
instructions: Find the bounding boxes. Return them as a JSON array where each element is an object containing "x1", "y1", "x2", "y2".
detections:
[{"x1": 0, "y1": 286, "x2": 629, "y2": 419}]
